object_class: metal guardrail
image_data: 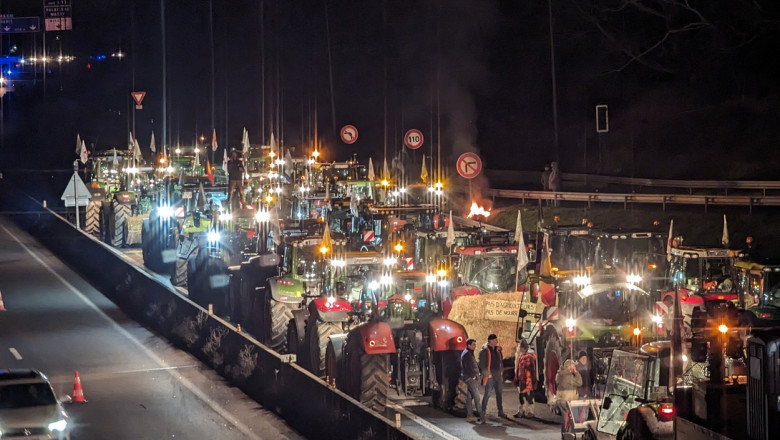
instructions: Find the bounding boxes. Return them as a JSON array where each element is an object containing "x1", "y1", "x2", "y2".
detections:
[
  {"x1": 560, "y1": 172, "x2": 780, "y2": 193},
  {"x1": 487, "y1": 188, "x2": 780, "y2": 212}
]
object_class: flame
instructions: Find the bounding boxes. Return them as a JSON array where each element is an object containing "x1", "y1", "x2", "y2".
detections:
[{"x1": 466, "y1": 202, "x2": 491, "y2": 218}]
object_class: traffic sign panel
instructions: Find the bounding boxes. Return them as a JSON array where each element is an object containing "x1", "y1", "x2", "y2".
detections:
[
  {"x1": 340, "y1": 125, "x2": 358, "y2": 144},
  {"x1": 131, "y1": 91, "x2": 146, "y2": 106},
  {"x1": 404, "y1": 129, "x2": 424, "y2": 149},
  {"x1": 456, "y1": 152, "x2": 482, "y2": 179},
  {"x1": 0, "y1": 16, "x2": 41, "y2": 33}
]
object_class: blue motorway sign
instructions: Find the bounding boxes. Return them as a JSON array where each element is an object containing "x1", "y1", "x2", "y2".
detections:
[{"x1": 0, "y1": 16, "x2": 41, "y2": 34}]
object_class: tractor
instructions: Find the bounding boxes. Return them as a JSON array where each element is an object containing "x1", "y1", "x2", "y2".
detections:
[{"x1": 734, "y1": 259, "x2": 780, "y2": 328}]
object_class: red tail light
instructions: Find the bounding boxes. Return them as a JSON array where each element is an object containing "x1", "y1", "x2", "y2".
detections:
[
  {"x1": 456, "y1": 336, "x2": 464, "y2": 344},
  {"x1": 759, "y1": 313, "x2": 771, "y2": 319},
  {"x1": 658, "y1": 403, "x2": 675, "y2": 422}
]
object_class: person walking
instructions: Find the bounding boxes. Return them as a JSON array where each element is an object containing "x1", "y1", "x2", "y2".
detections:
[
  {"x1": 548, "y1": 161, "x2": 561, "y2": 207},
  {"x1": 227, "y1": 151, "x2": 246, "y2": 208},
  {"x1": 460, "y1": 338, "x2": 483, "y2": 423},
  {"x1": 576, "y1": 351, "x2": 593, "y2": 399},
  {"x1": 556, "y1": 359, "x2": 583, "y2": 437},
  {"x1": 479, "y1": 334, "x2": 507, "y2": 421},
  {"x1": 513, "y1": 339, "x2": 537, "y2": 418}
]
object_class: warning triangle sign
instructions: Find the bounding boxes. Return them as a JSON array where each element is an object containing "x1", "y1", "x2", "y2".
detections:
[
  {"x1": 61, "y1": 172, "x2": 93, "y2": 207},
  {"x1": 131, "y1": 91, "x2": 146, "y2": 106}
]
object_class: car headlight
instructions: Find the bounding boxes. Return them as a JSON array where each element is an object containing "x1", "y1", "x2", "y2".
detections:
[{"x1": 49, "y1": 419, "x2": 68, "y2": 432}]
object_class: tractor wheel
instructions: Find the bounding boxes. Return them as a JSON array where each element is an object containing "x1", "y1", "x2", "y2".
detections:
[
  {"x1": 85, "y1": 201, "x2": 101, "y2": 235},
  {"x1": 453, "y1": 380, "x2": 467, "y2": 411},
  {"x1": 616, "y1": 424, "x2": 636, "y2": 440},
  {"x1": 110, "y1": 201, "x2": 130, "y2": 247},
  {"x1": 171, "y1": 254, "x2": 190, "y2": 288},
  {"x1": 287, "y1": 321, "x2": 300, "y2": 361},
  {"x1": 543, "y1": 332, "x2": 567, "y2": 411},
  {"x1": 99, "y1": 203, "x2": 110, "y2": 243},
  {"x1": 142, "y1": 223, "x2": 163, "y2": 272},
  {"x1": 344, "y1": 335, "x2": 389, "y2": 412},
  {"x1": 267, "y1": 296, "x2": 292, "y2": 353},
  {"x1": 431, "y1": 350, "x2": 461, "y2": 411},
  {"x1": 308, "y1": 321, "x2": 342, "y2": 377},
  {"x1": 325, "y1": 339, "x2": 340, "y2": 387}
]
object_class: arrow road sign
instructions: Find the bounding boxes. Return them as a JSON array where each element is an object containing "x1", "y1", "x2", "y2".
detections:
[
  {"x1": 0, "y1": 17, "x2": 41, "y2": 33},
  {"x1": 340, "y1": 125, "x2": 358, "y2": 144},
  {"x1": 456, "y1": 152, "x2": 482, "y2": 179},
  {"x1": 404, "y1": 129, "x2": 424, "y2": 149}
]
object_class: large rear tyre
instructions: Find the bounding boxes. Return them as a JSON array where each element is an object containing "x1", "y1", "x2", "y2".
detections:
[
  {"x1": 268, "y1": 297, "x2": 293, "y2": 353},
  {"x1": 325, "y1": 339, "x2": 341, "y2": 386},
  {"x1": 85, "y1": 200, "x2": 101, "y2": 235},
  {"x1": 286, "y1": 321, "x2": 300, "y2": 361},
  {"x1": 543, "y1": 332, "x2": 566, "y2": 411},
  {"x1": 110, "y1": 201, "x2": 130, "y2": 247},
  {"x1": 171, "y1": 255, "x2": 190, "y2": 287},
  {"x1": 431, "y1": 350, "x2": 461, "y2": 411},
  {"x1": 308, "y1": 321, "x2": 342, "y2": 377}
]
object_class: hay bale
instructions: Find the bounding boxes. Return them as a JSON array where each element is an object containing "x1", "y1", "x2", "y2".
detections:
[{"x1": 449, "y1": 291, "x2": 527, "y2": 359}]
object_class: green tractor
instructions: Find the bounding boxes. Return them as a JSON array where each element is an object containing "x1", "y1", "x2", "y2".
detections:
[{"x1": 734, "y1": 259, "x2": 780, "y2": 327}]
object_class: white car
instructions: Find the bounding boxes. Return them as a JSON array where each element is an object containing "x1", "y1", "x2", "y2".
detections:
[{"x1": 0, "y1": 369, "x2": 71, "y2": 440}]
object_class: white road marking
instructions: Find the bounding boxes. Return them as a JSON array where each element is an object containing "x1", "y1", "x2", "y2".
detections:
[
  {"x1": 9, "y1": 347, "x2": 23, "y2": 360},
  {"x1": 387, "y1": 402, "x2": 462, "y2": 440},
  {"x1": 1, "y1": 224, "x2": 265, "y2": 440}
]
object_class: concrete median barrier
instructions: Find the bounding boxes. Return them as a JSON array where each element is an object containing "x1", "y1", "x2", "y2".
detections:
[{"x1": 10, "y1": 208, "x2": 416, "y2": 440}]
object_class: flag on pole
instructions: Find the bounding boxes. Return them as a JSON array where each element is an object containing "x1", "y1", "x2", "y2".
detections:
[
  {"x1": 212, "y1": 129, "x2": 218, "y2": 153},
  {"x1": 150, "y1": 131, "x2": 156, "y2": 153},
  {"x1": 133, "y1": 137, "x2": 142, "y2": 160},
  {"x1": 128, "y1": 132, "x2": 135, "y2": 151},
  {"x1": 79, "y1": 140, "x2": 89, "y2": 164},
  {"x1": 112, "y1": 148, "x2": 119, "y2": 168},
  {"x1": 666, "y1": 219, "x2": 674, "y2": 262},
  {"x1": 197, "y1": 182, "x2": 206, "y2": 210},
  {"x1": 446, "y1": 210, "x2": 456, "y2": 248},
  {"x1": 383, "y1": 157, "x2": 390, "y2": 180},
  {"x1": 722, "y1": 214, "x2": 729, "y2": 247},
  {"x1": 540, "y1": 233, "x2": 553, "y2": 277},
  {"x1": 368, "y1": 157, "x2": 375, "y2": 181},
  {"x1": 222, "y1": 146, "x2": 229, "y2": 173},
  {"x1": 515, "y1": 210, "x2": 529, "y2": 271},
  {"x1": 270, "y1": 132, "x2": 277, "y2": 151},
  {"x1": 241, "y1": 127, "x2": 250, "y2": 154},
  {"x1": 206, "y1": 160, "x2": 214, "y2": 185},
  {"x1": 420, "y1": 154, "x2": 428, "y2": 183},
  {"x1": 75, "y1": 133, "x2": 81, "y2": 155}
]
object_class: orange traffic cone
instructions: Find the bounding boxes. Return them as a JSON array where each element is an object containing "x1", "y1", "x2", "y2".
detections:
[
  {"x1": 71, "y1": 371, "x2": 87, "y2": 403},
  {"x1": 0, "y1": 289, "x2": 5, "y2": 311}
]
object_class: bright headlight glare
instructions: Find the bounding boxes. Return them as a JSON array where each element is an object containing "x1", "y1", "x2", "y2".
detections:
[
  {"x1": 207, "y1": 231, "x2": 220, "y2": 243},
  {"x1": 158, "y1": 205, "x2": 174, "y2": 219},
  {"x1": 255, "y1": 211, "x2": 270, "y2": 222},
  {"x1": 381, "y1": 275, "x2": 392, "y2": 285},
  {"x1": 368, "y1": 280, "x2": 380, "y2": 291},
  {"x1": 404, "y1": 293, "x2": 412, "y2": 301},
  {"x1": 384, "y1": 257, "x2": 397, "y2": 266},
  {"x1": 652, "y1": 315, "x2": 662, "y2": 324},
  {"x1": 627, "y1": 274, "x2": 642, "y2": 284},
  {"x1": 218, "y1": 213, "x2": 232, "y2": 222},
  {"x1": 438, "y1": 280, "x2": 449, "y2": 288},
  {"x1": 574, "y1": 275, "x2": 590, "y2": 286},
  {"x1": 426, "y1": 274, "x2": 436, "y2": 283},
  {"x1": 331, "y1": 259, "x2": 346, "y2": 268},
  {"x1": 327, "y1": 296, "x2": 336, "y2": 305},
  {"x1": 565, "y1": 318, "x2": 576, "y2": 328},
  {"x1": 49, "y1": 419, "x2": 68, "y2": 432}
]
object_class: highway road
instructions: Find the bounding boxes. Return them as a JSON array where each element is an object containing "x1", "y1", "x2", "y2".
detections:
[{"x1": 0, "y1": 216, "x2": 303, "y2": 440}]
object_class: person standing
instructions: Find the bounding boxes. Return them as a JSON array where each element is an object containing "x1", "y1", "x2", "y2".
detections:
[
  {"x1": 479, "y1": 334, "x2": 507, "y2": 420},
  {"x1": 460, "y1": 338, "x2": 483, "y2": 423},
  {"x1": 556, "y1": 359, "x2": 583, "y2": 436},
  {"x1": 541, "y1": 164, "x2": 551, "y2": 191},
  {"x1": 576, "y1": 351, "x2": 593, "y2": 399},
  {"x1": 513, "y1": 339, "x2": 538, "y2": 418},
  {"x1": 548, "y1": 161, "x2": 561, "y2": 207},
  {"x1": 227, "y1": 151, "x2": 246, "y2": 208}
]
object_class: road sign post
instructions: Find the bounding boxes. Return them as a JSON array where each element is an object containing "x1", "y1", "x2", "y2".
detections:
[
  {"x1": 43, "y1": 0, "x2": 72, "y2": 31},
  {"x1": 132, "y1": 91, "x2": 146, "y2": 110},
  {"x1": 456, "y1": 152, "x2": 482, "y2": 179},
  {"x1": 61, "y1": 160, "x2": 92, "y2": 229},
  {"x1": 404, "y1": 129, "x2": 424, "y2": 150}
]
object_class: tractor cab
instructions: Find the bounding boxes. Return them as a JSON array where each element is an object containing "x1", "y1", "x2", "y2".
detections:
[{"x1": 734, "y1": 260, "x2": 780, "y2": 326}]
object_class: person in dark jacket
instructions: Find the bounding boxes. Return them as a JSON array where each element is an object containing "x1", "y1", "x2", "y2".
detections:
[
  {"x1": 513, "y1": 339, "x2": 537, "y2": 418},
  {"x1": 576, "y1": 351, "x2": 593, "y2": 398},
  {"x1": 479, "y1": 334, "x2": 507, "y2": 420},
  {"x1": 460, "y1": 338, "x2": 483, "y2": 423},
  {"x1": 227, "y1": 151, "x2": 246, "y2": 207}
]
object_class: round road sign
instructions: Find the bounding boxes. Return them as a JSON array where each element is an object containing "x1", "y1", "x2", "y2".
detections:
[
  {"x1": 456, "y1": 152, "x2": 482, "y2": 179},
  {"x1": 340, "y1": 125, "x2": 359, "y2": 144},
  {"x1": 404, "y1": 129, "x2": 424, "y2": 149}
]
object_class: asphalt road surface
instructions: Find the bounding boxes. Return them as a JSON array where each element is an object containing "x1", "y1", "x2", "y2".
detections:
[{"x1": 0, "y1": 216, "x2": 303, "y2": 440}]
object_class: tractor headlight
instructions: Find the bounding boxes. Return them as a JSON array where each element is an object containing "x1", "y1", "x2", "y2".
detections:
[
  {"x1": 573, "y1": 275, "x2": 590, "y2": 286},
  {"x1": 48, "y1": 419, "x2": 68, "y2": 432},
  {"x1": 380, "y1": 275, "x2": 392, "y2": 285},
  {"x1": 158, "y1": 205, "x2": 174, "y2": 219},
  {"x1": 383, "y1": 257, "x2": 397, "y2": 266},
  {"x1": 218, "y1": 212, "x2": 232, "y2": 222},
  {"x1": 207, "y1": 231, "x2": 221, "y2": 243},
  {"x1": 627, "y1": 274, "x2": 642, "y2": 284},
  {"x1": 368, "y1": 280, "x2": 380, "y2": 291}
]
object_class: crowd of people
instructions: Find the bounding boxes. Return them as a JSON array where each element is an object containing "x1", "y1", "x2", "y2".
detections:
[{"x1": 460, "y1": 334, "x2": 593, "y2": 437}]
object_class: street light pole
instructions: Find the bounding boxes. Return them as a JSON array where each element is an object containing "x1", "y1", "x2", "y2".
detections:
[{"x1": 548, "y1": 0, "x2": 560, "y2": 163}]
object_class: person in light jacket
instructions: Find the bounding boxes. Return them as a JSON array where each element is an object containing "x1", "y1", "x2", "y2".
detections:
[{"x1": 555, "y1": 359, "x2": 582, "y2": 436}]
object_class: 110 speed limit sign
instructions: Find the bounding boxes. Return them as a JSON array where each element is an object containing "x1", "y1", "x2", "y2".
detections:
[{"x1": 404, "y1": 129, "x2": 424, "y2": 150}]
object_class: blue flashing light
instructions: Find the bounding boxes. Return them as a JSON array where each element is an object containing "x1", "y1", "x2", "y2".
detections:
[{"x1": 96, "y1": 54, "x2": 106, "y2": 61}]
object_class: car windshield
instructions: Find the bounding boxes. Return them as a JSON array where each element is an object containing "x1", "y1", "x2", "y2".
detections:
[
  {"x1": 764, "y1": 271, "x2": 780, "y2": 307},
  {"x1": 0, "y1": 383, "x2": 57, "y2": 409},
  {"x1": 675, "y1": 257, "x2": 734, "y2": 293},
  {"x1": 461, "y1": 254, "x2": 517, "y2": 293},
  {"x1": 297, "y1": 247, "x2": 325, "y2": 280},
  {"x1": 596, "y1": 235, "x2": 665, "y2": 270},
  {"x1": 548, "y1": 233, "x2": 597, "y2": 270},
  {"x1": 597, "y1": 350, "x2": 648, "y2": 435}
]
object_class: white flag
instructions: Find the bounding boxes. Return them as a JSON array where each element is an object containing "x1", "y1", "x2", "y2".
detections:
[
  {"x1": 112, "y1": 148, "x2": 119, "y2": 168},
  {"x1": 150, "y1": 132, "x2": 156, "y2": 153},
  {"x1": 270, "y1": 132, "x2": 277, "y2": 151},
  {"x1": 515, "y1": 210, "x2": 529, "y2": 270},
  {"x1": 446, "y1": 210, "x2": 456, "y2": 248},
  {"x1": 368, "y1": 157, "x2": 375, "y2": 181},
  {"x1": 242, "y1": 127, "x2": 250, "y2": 154},
  {"x1": 222, "y1": 146, "x2": 229, "y2": 173},
  {"x1": 79, "y1": 140, "x2": 89, "y2": 164},
  {"x1": 133, "y1": 137, "x2": 142, "y2": 160},
  {"x1": 75, "y1": 133, "x2": 82, "y2": 155},
  {"x1": 666, "y1": 219, "x2": 674, "y2": 262},
  {"x1": 383, "y1": 157, "x2": 390, "y2": 179},
  {"x1": 722, "y1": 214, "x2": 729, "y2": 247},
  {"x1": 128, "y1": 132, "x2": 135, "y2": 151}
]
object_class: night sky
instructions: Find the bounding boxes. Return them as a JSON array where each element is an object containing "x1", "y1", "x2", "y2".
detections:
[{"x1": 1, "y1": 0, "x2": 779, "y2": 181}]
